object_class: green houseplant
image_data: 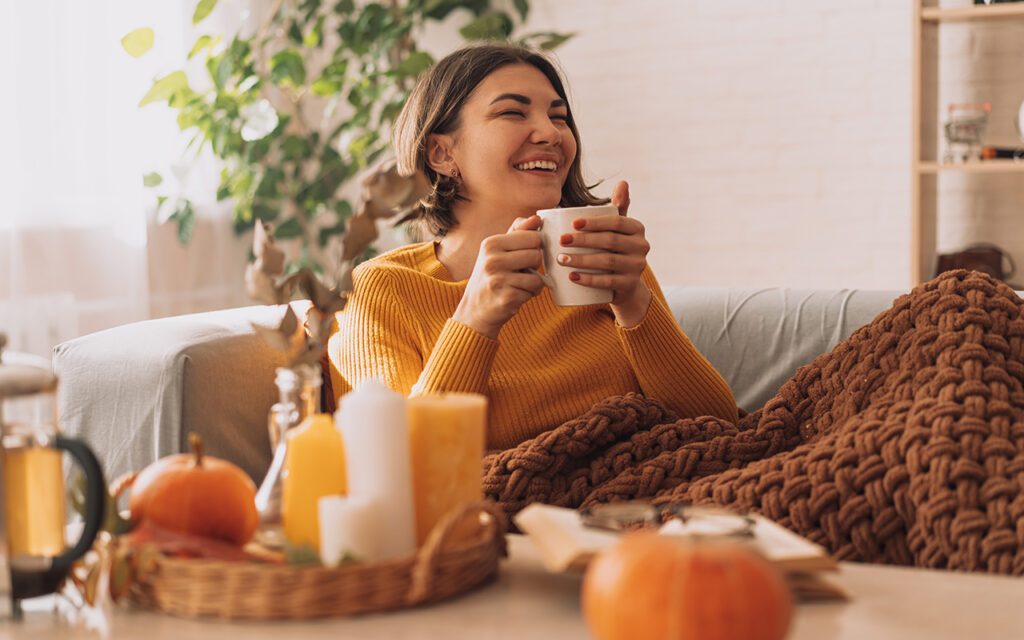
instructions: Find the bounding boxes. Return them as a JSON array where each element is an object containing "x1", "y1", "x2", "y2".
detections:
[{"x1": 124, "y1": 0, "x2": 572, "y2": 275}]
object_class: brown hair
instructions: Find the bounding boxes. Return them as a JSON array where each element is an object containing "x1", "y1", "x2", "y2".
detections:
[{"x1": 392, "y1": 42, "x2": 607, "y2": 237}]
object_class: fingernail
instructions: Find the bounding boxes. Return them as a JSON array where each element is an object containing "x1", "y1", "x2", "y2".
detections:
[
  {"x1": 557, "y1": 254, "x2": 571, "y2": 265},
  {"x1": 569, "y1": 272, "x2": 580, "y2": 282},
  {"x1": 573, "y1": 219, "x2": 586, "y2": 230},
  {"x1": 561, "y1": 234, "x2": 573, "y2": 245}
]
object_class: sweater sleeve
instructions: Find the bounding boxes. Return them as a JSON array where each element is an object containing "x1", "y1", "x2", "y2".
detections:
[
  {"x1": 328, "y1": 262, "x2": 499, "y2": 400},
  {"x1": 616, "y1": 269, "x2": 739, "y2": 423}
]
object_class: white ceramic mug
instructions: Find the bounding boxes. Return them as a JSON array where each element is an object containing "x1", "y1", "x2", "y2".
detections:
[{"x1": 531, "y1": 204, "x2": 618, "y2": 306}]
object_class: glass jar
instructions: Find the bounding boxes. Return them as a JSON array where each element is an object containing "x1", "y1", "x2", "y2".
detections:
[{"x1": 254, "y1": 364, "x2": 319, "y2": 548}]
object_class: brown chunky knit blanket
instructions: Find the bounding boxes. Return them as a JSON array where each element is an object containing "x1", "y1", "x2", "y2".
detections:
[{"x1": 482, "y1": 270, "x2": 1024, "y2": 574}]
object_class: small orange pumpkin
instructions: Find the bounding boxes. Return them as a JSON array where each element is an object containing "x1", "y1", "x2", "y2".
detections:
[
  {"x1": 129, "y1": 433, "x2": 258, "y2": 546},
  {"x1": 581, "y1": 533, "x2": 793, "y2": 640}
]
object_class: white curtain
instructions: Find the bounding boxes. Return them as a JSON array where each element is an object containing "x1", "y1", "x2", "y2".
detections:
[{"x1": 0, "y1": 1, "x2": 253, "y2": 358}]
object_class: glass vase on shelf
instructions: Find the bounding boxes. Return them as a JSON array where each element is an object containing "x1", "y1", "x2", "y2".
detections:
[{"x1": 254, "y1": 363, "x2": 319, "y2": 549}]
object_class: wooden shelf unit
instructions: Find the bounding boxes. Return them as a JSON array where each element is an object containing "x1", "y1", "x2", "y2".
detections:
[
  {"x1": 918, "y1": 159, "x2": 1024, "y2": 173},
  {"x1": 921, "y1": 4, "x2": 1024, "y2": 21},
  {"x1": 912, "y1": 1, "x2": 1024, "y2": 284}
]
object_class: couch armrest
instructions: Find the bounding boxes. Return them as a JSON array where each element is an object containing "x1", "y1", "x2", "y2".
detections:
[{"x1": 54, "y1": 304, "x2": 298, "y2": 483}]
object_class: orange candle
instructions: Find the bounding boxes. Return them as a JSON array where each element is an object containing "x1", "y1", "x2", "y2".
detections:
[
  {"x1": 282, "y1": 413, "x2": 347, "y2": 551},
  {"x1": 406, "y1": 393, "x2": 486, "y2": 545}
]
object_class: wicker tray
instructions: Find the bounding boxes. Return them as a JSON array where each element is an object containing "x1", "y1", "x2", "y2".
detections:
[{"x1": 130, "y1": 501, "x2": 508, "y2": 619}]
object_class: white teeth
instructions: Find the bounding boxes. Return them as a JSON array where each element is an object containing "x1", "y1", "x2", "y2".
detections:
[{"x1": 515, "y1": 160, "x2": 557, "y2": 171}]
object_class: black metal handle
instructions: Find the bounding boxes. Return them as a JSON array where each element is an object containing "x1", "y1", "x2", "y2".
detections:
[{"x1": 51, "y1": 435, "x2": 106, "y2": 571}]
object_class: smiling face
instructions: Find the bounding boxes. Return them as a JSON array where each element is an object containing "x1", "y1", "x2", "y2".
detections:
[{"x1": 427, "y1": 63, "x2": 578, "y2": 228}]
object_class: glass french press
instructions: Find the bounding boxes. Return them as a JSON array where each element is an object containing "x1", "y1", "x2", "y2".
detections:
[{"x1": 0, "y1": 334, "x2": 106, "y2": 618}]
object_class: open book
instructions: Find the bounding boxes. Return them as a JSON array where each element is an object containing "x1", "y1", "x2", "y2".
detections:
[{"x1": 514, "y1": 503, "x2": 846, "y2": 600}]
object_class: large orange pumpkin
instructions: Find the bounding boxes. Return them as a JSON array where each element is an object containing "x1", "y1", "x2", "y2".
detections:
[
  {"x1": 581, "y1": 533, "x2": 793, "y2": 640},
  {"x1": 129, "y1": 433, "x2": 258, "y2": 546}
]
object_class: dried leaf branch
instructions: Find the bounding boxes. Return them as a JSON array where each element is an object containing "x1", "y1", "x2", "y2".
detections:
[{"x1": 245, "y1": 159, "x2": 429, "y2": 367}]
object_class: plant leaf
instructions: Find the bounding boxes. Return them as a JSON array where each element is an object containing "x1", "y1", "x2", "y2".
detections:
[
  {"x1": 361, "y1": 158, "x2": 431, "y2": 215},
  {"x1": 121, "y1": 28, "x2": 154, "y2": 58},
  {"x1": 168, "y1": 200, "x2": 196, "y2": 244},
  {"x1": 284, "y1": 541, "x2": 322, "y2": 565},
  {"x1": 193, "y1": 0, "x2": 218, "y2": 25},
  {"x1": 536, "y1": 32, "x2": 574, "y2": 50},
  {"x1": 295, "y1": 270, "x2": 346, "y2": 317},
  {"x1": 513, "y1": 0, "x2": 528, "y2": 21},
  {"x1": 188, "y1": 34, "x2": 213, "y2": 59},
  {"x1": 270, "y1": 49, "x2": 306, "y2": 87},
  {"x1": 341, "y1": 207, "x2": 379, "y2": 261},
  {"x1": 459, "y1": 12, "x2": 513, "y2": 41},
  {"x1": 139, "y1": 71, "x2": 188, "y2": 107},
  {"x1": 246, "y1": 264, "x2": 286, "y2": 305},
  {"x1": 251, "y1": 305, "x2": 300, "y2": 351},
  {"x1": 102, "y1": 492, "x2": 133, "y2": 535},
  {"x1": 252, "y1": 219, "x2": 286, "y2": 275},
  {"x1": 143, "y1": 172, "x2": 163, "y2": 187},
  {"x1": 273, "y1": 217, "x2": 304, "y2": 239},
  {"x1": 83, "y1": 563, "x2": 101, "y2": 607},
  {"x1": 393, "y1": 51, "x2": 433, "y2": 77},
  {"x1": 312, "y1": 78, "x2": 339, "y2": 96},
  {"x1": 109, "y1": 545, "x2": 134, "y2": 602}
]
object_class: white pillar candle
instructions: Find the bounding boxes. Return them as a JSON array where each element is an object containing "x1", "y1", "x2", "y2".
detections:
[
  {"x1": 318, "y1": 494, "x2": 379, "y2": 567},
  {"x1": 335, "y1": 380, "x2": 417, "y2": 559}
]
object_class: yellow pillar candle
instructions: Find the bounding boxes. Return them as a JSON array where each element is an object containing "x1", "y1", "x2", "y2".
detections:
[
  {"x1": 406, "y1": 393, "x2": 486, "y2": 545},
  {"x1": 282, "y1": 413, "x2": 347, "y2": 551}
]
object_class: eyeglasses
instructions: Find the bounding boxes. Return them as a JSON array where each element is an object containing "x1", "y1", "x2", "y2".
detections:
[{"x1": 579, "y1": 501, "x2": 755, "y2": 539}]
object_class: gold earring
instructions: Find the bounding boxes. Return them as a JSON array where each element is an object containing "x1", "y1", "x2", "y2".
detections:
[{"x1": 450, "y1": 167, "x2": 458, "y2": 177}]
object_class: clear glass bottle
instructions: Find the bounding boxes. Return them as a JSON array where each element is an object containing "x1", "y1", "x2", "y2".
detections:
[{"x1": 254, "y1": 364, "x2": 319, "y2": 548}]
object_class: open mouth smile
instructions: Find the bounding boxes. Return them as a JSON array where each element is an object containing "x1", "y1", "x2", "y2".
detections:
[{"x1": 514, "y1": 160, "x2": 558, "y2": 172}]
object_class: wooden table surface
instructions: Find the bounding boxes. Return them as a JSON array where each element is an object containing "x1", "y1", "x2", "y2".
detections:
[{"x1": 3, "y1": 534, "x2": 1024, "y2": 639}]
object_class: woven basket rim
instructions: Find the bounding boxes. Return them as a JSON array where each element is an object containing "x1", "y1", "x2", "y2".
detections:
[{"x1": 130, "y1": 500, "x2": 508, "y2": 620}]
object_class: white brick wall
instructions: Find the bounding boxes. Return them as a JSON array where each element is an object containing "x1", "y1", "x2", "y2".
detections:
[
  {"x1": 520, "y1": 0, "x2": 1024, "y2": 291},
  {"x1": 517, "y1": 0, "x2": 916, "y2": 289}
]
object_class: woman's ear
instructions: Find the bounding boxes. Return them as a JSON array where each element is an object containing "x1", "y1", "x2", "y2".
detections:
[{"x1": 425, "y1": 134, "x2": 454, "y2": 174}]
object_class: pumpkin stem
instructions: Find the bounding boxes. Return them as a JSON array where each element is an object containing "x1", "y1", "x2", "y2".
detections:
[{"x1": 189, "y1": 432, "x2": 204, "y2": 467}]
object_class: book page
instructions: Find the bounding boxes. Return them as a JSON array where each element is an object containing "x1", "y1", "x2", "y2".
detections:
[{"x1": 515, "y1": 503, "x2": 837, "y2": 574}]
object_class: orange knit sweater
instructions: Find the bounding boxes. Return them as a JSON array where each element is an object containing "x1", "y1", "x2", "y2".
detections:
[{"x1": 327, "y1": 241, "x2": 738, "y2": 450}]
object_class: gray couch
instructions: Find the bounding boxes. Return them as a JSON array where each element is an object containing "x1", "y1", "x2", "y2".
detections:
[{"x1": 53, "y1": 286, "x2": 902, "y2": 484}]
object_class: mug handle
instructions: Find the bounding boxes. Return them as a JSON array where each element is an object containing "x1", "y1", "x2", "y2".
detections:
[{"x1": 51, "y1": 435, "x2": 106, "y2": 571}]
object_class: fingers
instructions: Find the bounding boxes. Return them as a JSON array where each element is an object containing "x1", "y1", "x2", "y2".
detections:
[
  {"x1": 561, "y1": 219, "x2": 649, "y2": 258},
  {"x1": 611, "y1": 180, "x2": 630, "y2": 217},
  {"x1": 555, "y1": 250, "x2": 646, "y2": 275},
  {"x1": 507, "y1": 214, "x2": 542, "y2": 232},
  {"x1": 568, "y1": 270, "x2": 643, "y2": 292},
  {"x1": 569, "y1": 213, "x2": 644, "y2": 236},
  {"x1": 482, "y1": 246, "x2": 543, "y2": 274}
]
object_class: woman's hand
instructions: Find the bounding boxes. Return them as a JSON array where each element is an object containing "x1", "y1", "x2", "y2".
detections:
[
  {"x1": 452, "y1": 216, "x2": 547, "y2": 340},
  {"x1": 559, "y1": 181, "x2": 652, "y2": 327}
]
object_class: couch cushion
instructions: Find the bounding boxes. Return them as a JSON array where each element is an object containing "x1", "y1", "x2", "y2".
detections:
[{"x1": 662, "y1": 286, "x2": 902, "y2": 412}]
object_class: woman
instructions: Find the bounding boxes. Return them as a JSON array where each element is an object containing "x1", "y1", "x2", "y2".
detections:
[{"x1": 328, "y1": 43, "x2": 737, "y2": 450}]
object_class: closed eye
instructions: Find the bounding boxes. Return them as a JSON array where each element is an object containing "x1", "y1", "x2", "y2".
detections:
[{"x1": 499, "y1": 110, "x2": 526, "y2": 118}]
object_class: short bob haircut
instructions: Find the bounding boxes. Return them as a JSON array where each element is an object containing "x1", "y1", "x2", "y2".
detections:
[{"x1": 392, "y1": 42, "x2": 607, "y2": 238}]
